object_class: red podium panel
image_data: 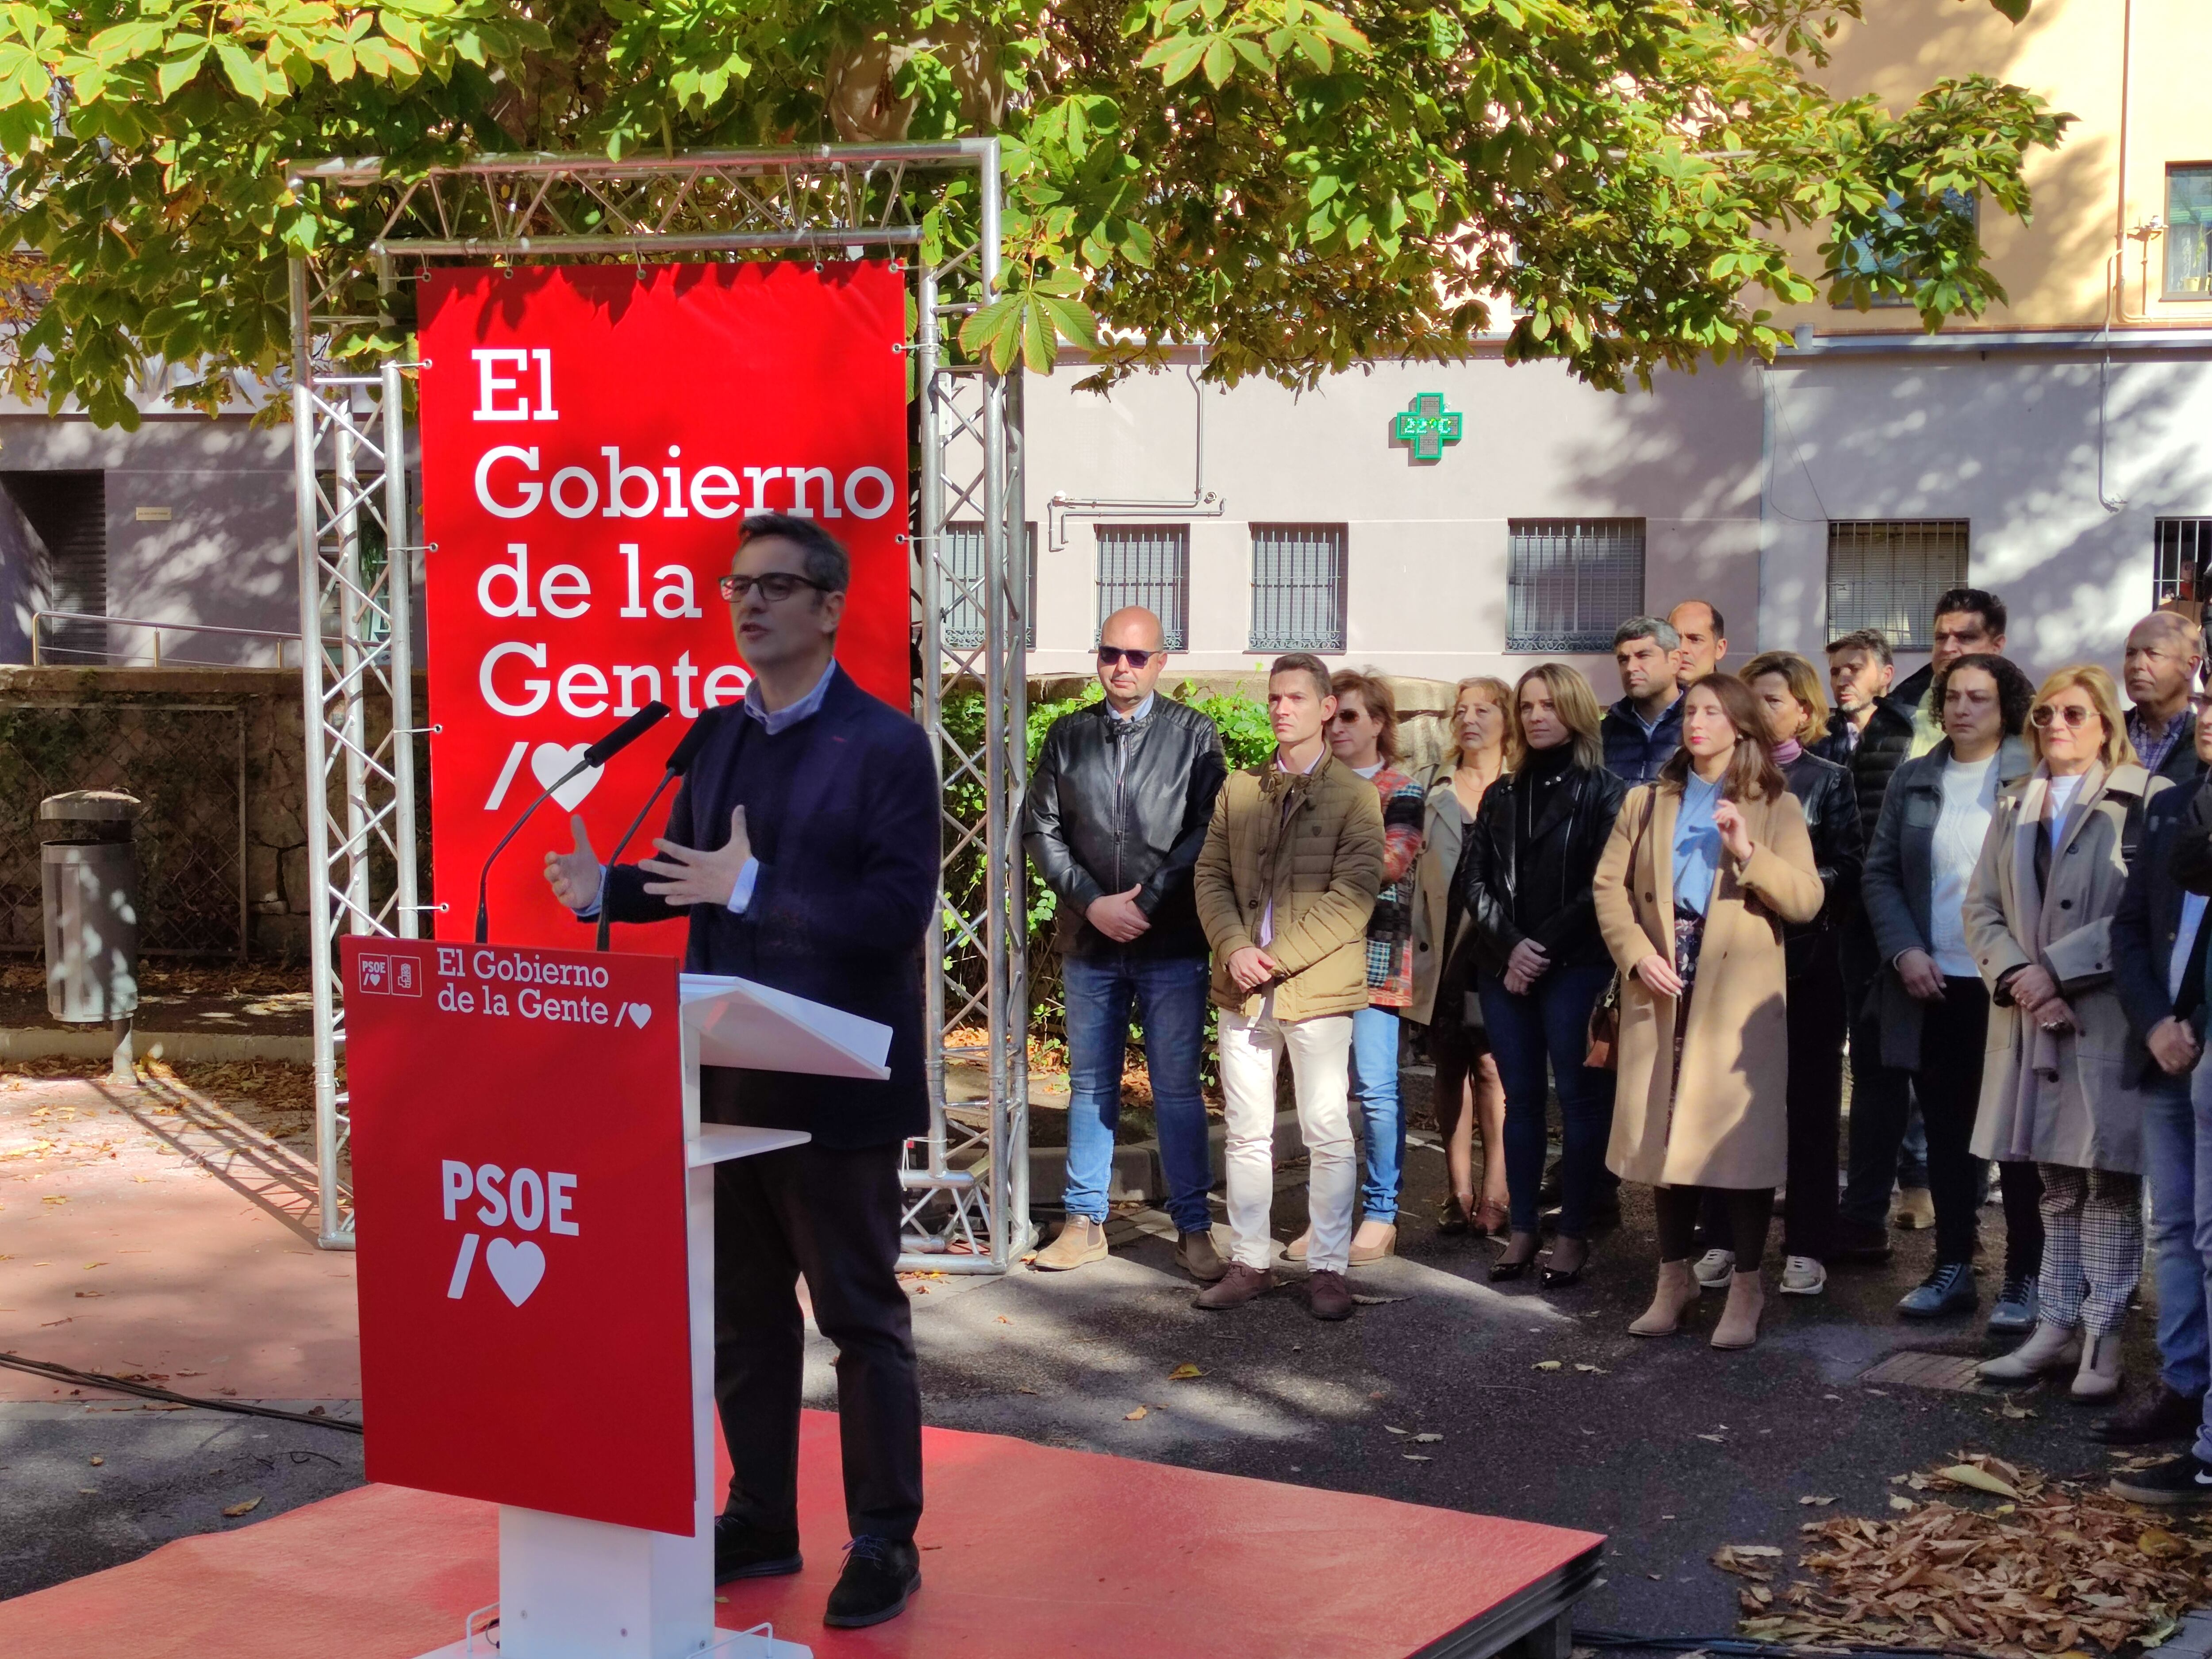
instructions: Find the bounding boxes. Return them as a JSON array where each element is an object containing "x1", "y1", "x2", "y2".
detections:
[{"x1": 345, "y1": 938, "x2": 692, "y2": 1534}]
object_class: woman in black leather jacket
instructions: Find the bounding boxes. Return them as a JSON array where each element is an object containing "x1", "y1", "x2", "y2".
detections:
[
  {"x1": 1452, "y1": 663, "x2": 1627, "y2": 1286},
  {"x1": 1715, "y1": 651, "x2": 1865, "y2": 1298}
]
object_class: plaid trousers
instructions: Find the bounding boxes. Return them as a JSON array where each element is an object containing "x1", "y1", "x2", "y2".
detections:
[{"x1": 2035, "y1": 1163, "x2": 2145, "y2": 1336}]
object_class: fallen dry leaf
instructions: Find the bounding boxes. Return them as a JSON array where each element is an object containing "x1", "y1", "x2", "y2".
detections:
[
  {"x1": 1167, "y1": 1363, "x2": 1204, "y2": 1381},
  {"x1": 1532, "y1": 1360, "x2": 1562, "y2": 1372},
  {"x1": 1799, "y1": 1496, "x2": 1836, "y2": 1507},
  {"x1": 1123, "y1": 1407, "x2": 1147, "y2": 1421},
  {"x1": 1384, "y1": 1425, "x2": 1409, "y2": 1436},
  {"x1": 1938, "y1": 1463, "x2": 2020, "y2": 1499},
  {"x1": 221, "y1": 1498, "x2": 262, "y2": 1518},
  {"x1": 88, "y1": 1456, "x2": 103, "y2": 1466},
  {"x1": 1349, "y1": 1294, "x2": 1407, "y2": 1306},
  {"x1": 1402, "y1": 1454, "x2": 1432, "y2": 1463},
  {"x1": 1574, "y1": 1363, "x2": 1609, "y2": 1374},
  {"x1": 1413, "y1": 1432, "x2": 1443, "y2": 1444},
  {"x1": 1697, "y1": 1432, "x2": 1727, "y2": 1443},
  {"x1": 1888, "y1": 1495, "x2": 1916, "y2": 1512}
]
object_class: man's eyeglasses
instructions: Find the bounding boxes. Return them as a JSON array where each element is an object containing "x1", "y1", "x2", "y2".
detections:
[
  {"x1": 719, "y1": 572, "x2": 829, "y2": 603},
  {"x1": 1097, "y1": 647, "x2": 1157, "y2": 669},
  {"x1": 2031, "y1": 703, "x2": 2097, "y2": 729}
]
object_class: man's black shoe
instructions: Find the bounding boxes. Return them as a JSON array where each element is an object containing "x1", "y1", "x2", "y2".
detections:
[
  {"x1": 713, "y1": 1517, "x2": 802, "y2": 1584},
  {"x1": 2091, "y1": 1382, "x2": 2207, "y2": 1446},
  {"x1": 823, "y1": 1535, "x2": 922, "y2": 1628},
  {"x1": 2110, "y1": 1452, "x2": 2212, "y2": 1506},
  {"x1": 1831, "y1": 1217, "x2": 1892, "y2": 1263}
]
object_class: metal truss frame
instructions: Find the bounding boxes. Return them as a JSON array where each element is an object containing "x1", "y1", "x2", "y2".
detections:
[{"x1": 284, "y1": 141, "x2": 1031, "y2": 1269}]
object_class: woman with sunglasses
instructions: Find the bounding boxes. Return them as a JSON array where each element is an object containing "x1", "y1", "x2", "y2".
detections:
[
  {"x1": 1595, "y1": 673, "x2": 1825, "y2": 1349},
  {"x1": 1410, "y1": 677, "x2": 1513, "y2": 1237},
  {"x1": 1456, "y1": 663, "x2": 1626, "y2": 1285},
  {"x1": 1973, "y1": 664, "x2": 2169, "y2": 1400},
  {"x1": 1284, "y1": 670, "x2": 1426, "y2": 1264}
]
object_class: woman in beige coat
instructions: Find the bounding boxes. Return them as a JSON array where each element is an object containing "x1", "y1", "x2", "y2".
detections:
[
  {"x1": 1969, "y1": 664, "x2": 2166, "y2": 1400},
  {"x1": 1594, "y1": 674, "x2": 1825, "y2": 1350}
]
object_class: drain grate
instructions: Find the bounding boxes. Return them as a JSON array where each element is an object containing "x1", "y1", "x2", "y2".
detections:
[{"x1": 1859, "y1": 1351, "x2": 1988, "y2": 1392}]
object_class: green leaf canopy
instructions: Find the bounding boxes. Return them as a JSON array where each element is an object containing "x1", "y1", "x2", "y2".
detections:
[{"x1": 0, "y1": 0, "x2": 2064, "y2": 424}]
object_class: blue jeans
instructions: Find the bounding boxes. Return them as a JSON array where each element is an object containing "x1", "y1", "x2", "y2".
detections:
[
  {"x1": 1349, "y1": 1004, "x2": 1405, "y2": 1224},
  {"x1": 2144, "y1": 1075, "x2": 2211, "y2": 1406},
  {"x1": 1480, "y1": 963, "x2": 1616, "y2": 1238},
  {"x1": 1061, "y1": 953, "x2": 1214, "y2": 1236}
]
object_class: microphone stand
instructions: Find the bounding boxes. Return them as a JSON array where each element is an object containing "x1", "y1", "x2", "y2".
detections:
[
  {"x1": 594, "y1": 770, "x2": 682, "y2": 952},
  {"x1": 474, "y1": 760, "x2": 590, "y2": 944}
]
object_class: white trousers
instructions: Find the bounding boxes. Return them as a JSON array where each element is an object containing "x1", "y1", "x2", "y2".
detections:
[{"x1": 1217, "y1": 1004, "x2": 1357, "y2": 1275}]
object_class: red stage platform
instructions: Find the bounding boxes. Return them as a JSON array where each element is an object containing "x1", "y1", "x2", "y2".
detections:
[{"x1": 0, "y1": 1412, "x2": 1603, "y2": 1659}]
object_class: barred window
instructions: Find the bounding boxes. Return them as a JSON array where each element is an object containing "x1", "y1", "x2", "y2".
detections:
[
  {"x1": 2154, "y1": 518, "x2": 2212, "y2": 607},
  {"x1": 1249, "y1": 524, "x2": 1347, "y2": 652},
  {"x1": 941, "y1": 521, "x2": 1035, "y2": 650},
  {"x1": 1826, "y1": 520, "x2": 1969, "y2": 652},
  {"x1": 1096, "y1": 525, "x2": 1188, "y2": 649},
  {"x1": 1505, "y1": 519, "x2": 1645, "y2": 652}
]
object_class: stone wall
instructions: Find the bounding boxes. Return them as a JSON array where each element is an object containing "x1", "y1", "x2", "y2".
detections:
[{"x1": 0, "y1": 666, "x2": 424, "y2": 962}]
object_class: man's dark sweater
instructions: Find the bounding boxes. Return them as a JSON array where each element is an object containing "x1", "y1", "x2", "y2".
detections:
[{"x1": 600, "y1": 666, "x2": 938, "y2": 1149}]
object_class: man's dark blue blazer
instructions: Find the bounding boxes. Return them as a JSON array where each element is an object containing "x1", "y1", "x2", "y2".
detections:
[{"x1": 599, "y1": 664, "x2": 937, "y2": 1149}]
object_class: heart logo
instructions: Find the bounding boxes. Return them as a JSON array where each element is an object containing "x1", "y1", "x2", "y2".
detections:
[
  {"x1": 530, "y1": 743, "x2": 602, "y2": 811},
  {"x1": 625, "y1": 1002, "x2": 653, "y2": 1028},
  {"x1": 484, "y1": 1237, "x2": 546, "y2": 1307}
]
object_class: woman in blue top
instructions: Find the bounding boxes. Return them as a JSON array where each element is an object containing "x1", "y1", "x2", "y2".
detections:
[{"x1": 1594, "y1": 674, "x2": 1825, "y2": 1351}]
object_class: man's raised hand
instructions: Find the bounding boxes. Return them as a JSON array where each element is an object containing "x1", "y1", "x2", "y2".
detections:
[
  {"x1": 639, "y1": 806, "x2": 753, "y2": 908},
  {"x1": 544, "y1": 814, "x2": 603, "y2": 911}
]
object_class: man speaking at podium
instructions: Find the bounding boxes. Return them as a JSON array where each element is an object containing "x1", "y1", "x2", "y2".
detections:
[{"x1": 544, "y1": 513, "x2": 937, "y2": 1629}]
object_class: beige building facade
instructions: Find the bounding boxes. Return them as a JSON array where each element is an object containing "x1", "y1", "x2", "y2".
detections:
[{"x1": 1022, "y1": 0, "x2": 2212, "y2": 695}]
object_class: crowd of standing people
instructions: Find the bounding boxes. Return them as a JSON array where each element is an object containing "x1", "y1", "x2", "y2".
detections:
[{"x1": 1020, "y1": 589, "x2": 2212, "y2": 1505}]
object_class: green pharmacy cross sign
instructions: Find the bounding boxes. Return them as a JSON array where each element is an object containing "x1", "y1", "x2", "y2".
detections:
[{"x1": 1393, "y1": 393, "x2": 1463, "y2": 462}]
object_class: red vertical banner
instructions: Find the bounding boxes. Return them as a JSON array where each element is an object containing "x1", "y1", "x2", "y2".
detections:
[{"x1": 416, "y1": 262, "x2": 910, "y2": 951}]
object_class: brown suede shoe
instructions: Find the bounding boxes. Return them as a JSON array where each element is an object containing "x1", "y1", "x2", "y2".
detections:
[
  {"x1": 1307, "y1": 1269, "x2": 1354, "y2": 1321},
  {"x1": 1194, "y1": 1262, "x2": 1275, "y2": 1310},
  {"x1": 1175, "y1": 1229, "x2": 1228, "y2": 1284},
  {"x1": 1031, "y1": 1217, "x2": 1108, "y2": 1272}
]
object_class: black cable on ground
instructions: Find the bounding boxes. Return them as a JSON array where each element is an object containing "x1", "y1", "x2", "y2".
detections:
[
  {"x1": 1577, "y1": 1629, "x2": 1997, "y2": 1659},
  {"x1": 0, "y1": 1351, "x2": 364, "y2": 1435}
]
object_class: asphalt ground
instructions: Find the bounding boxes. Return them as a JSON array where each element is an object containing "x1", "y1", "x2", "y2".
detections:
[{"x1": 889, "y1": 1137, "x2": 2165, "y2": 1645}]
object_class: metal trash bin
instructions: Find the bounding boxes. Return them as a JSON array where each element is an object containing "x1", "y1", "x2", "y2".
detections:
[{"x1": 41, "y1": 790, "x2": 142, "y2": 1027}]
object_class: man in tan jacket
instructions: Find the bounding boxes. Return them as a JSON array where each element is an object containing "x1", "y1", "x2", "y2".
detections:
[{"x1": 1193, "y1": 653, "x2": 1385, "y2": 1320}]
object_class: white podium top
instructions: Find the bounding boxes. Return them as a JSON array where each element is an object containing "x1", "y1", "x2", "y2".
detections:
[{"x1": 679, "y1": 973, "x2": 892, "y2": 1080}]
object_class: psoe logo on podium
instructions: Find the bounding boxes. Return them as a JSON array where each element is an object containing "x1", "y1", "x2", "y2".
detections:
[
  {"x1": 354, "y1": 951, "x2": 421, "y2": 996},
  {"x1": 342, "y1": 936, "x2": 692, "y2": 1533}
]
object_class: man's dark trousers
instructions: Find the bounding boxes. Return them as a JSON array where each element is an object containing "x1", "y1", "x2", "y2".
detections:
[{"x1": 710, "y1": 1085, "x2": 922, "y2": 1542}]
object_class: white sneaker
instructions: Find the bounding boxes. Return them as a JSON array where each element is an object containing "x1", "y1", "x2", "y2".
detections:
[
  {"x1": 1779, "y1": 1256, "x2": 1827, "y2": 1297},
  {"x1": 1692, "y1": 1248, "x2": 1736, "y2": 1290}
]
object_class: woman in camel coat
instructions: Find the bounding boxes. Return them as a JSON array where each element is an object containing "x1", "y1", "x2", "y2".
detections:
[{"x1": 1593, "y1": 673, "x2": 1825, "y2": 1350}]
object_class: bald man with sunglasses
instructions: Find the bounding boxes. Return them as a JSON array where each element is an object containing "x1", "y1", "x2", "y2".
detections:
[{"x1": 1023, "y1": 606, "x2": 1229, "y2": 1278}]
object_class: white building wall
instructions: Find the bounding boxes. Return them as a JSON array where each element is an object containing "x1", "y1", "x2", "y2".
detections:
[
  {"x1": 1025, "y1": 343, "x2": 2212, "y2": 696},
  {"x1": 1025, "y1": 355, "x2": 1766, "y2": 691}
]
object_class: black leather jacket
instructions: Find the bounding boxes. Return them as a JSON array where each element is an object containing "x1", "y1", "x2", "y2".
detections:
[
  {"x1": 1451, "y1": 757, "x2": 1627, "y2": 977},
  {"x1": 1022, "y1": 695, "x2": 1228, "y2": 958},
  {"x1": 1779, "y1": 749, "x2": 1864, "y2": 982}
]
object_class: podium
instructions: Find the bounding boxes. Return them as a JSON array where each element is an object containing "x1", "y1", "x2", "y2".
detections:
[{"x1": 343, "y1": 939, "x2": 893, "y2": 1659}]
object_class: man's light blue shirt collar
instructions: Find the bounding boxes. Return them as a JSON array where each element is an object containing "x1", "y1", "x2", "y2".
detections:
[
  {"x1": 744, "y1": 657, "x2": 838, "y2": 735},
  {"x1": 1107, "y1": 692, "x2": 1156, "y2": 725}
]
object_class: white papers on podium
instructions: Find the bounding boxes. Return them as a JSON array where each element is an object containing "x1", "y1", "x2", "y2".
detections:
[{"x1": 679, "y1": 973, "x2": 892, "y2": 1079}]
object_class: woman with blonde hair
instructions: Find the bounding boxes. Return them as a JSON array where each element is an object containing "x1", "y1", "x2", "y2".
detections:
[
  {"x1": 1412, "y1": 676, "x2": 1513, "y2": 1235},
  {"x1": 1594, "y1": 673, "x2": 1826, "y2": 1349},
  {"x1": 1455, "y1": 663, "x2": 1626, "y2": 1285},
  {"x1": 1973, "y1": 663, "x2": 2166, "y2": 1400}
]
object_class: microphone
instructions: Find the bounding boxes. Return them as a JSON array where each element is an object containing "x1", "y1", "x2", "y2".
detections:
[
  {"x1": 584, "y1": 703, "x2": 674, "y2": 768},
  {"x1": 474, "y1": 703, "x2": 672, "y2": 944},
  {"x1": 595, "y1": 718, "x2": 713, "y2": 952}
]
